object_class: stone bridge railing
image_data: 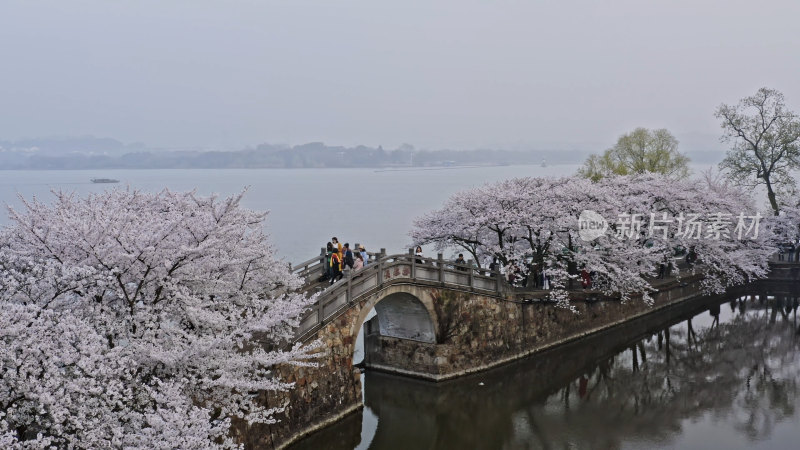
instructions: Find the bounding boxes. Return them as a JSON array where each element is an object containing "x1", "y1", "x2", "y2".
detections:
[{"x1": 291, "y1": 250, "x2": 502, "y2": 342}]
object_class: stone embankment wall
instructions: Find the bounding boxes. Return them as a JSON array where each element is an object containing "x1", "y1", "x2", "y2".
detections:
[
  {"x1": 365, "y1": 276, "x2": 707, "y2": 380},
  {"x1": 235, "y1": 306, "x2": 363, "y2": 449}
]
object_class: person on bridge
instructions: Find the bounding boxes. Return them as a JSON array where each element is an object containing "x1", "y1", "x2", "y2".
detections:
[
  {"x1": 359, "y1": 245, "x2": 369, "y2": 266},
  {"x1": 489, "y1": 257, "x2": 499, "y2": 277},
  {"x1": 789, "y1": 241, "x2": 797, "y2": 262},
  {"x1": 507, "y1": 263, "x2": 520, "y2": 286},
  {"x1": 415, "y1": 246, "x2": 424, "y2": 264},
  {"x1": 353, "y1": 252, "x2": 364, "y2": 270},
  {"x1": 541, "y1": 267, "x2": 550, "y2": 290},
  {"x1": 686, "y1": 247, "x2": 698, "y2": 267},
  {"x1": 580, "y1": 267, "x2": 592, "y2": 289},
  {"x1": 529, "y1": 263, "x2": 540, "y2": 288},
  {"x1": 332, "y1": 237, "x2": 343, "y2": 260},
  {"x1": 795, "y1": 239, "x2": 800, "y2": 262},
  {"x1": 455, "y1": 253, "x2": 468, "y2": 271},
  {"x1": 329, "y1": 250, "x2": 343, "y2": 285},
  {"x1": 343, "y1": 243, "x2": 355, "y2": 269},
  {"x1": 321, "y1": 242, "x2": 334, "y2": 281}
]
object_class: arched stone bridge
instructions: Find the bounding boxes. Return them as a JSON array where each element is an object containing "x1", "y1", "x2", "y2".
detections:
[
  {"x1": 292, "y1": 249, "x2": 504, "y2": 345},
  {"x1": 240, "y1": 251, "x2": 800, "y2": 449},
  {"x1": 242, "y1": 250, "x2": 509, "y2": 448}
]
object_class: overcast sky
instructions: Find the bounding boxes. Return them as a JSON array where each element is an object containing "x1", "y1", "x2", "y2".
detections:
[{"x1": 1, "y1": 0, "x2": 799, "y2": 151}]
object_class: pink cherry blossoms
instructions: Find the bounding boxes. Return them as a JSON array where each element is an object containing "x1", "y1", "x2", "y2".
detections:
[
  {"x1": 0, "y1": 189, "x2": 317, "y2": 448},
  {"x1": 411, "y1": 175, "x2": 781, "y2": 307}
]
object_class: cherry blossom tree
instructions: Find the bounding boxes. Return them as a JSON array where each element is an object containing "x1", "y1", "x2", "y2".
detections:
[
  {"x1": 412, "y1": 175, "x2": 778, "y2": 306},
  {"x1": 604, "y1": 174, "x2": 775, "y2": 294},
  {"x1": 0, "y1": 189, "x2": 317, "y2": 448},
  {"x1": 412, "y1": 176, "x2": 658, "y2": 306},
  {"x1": 771, "y1": 199, "x2": 800, "y2": 245}
]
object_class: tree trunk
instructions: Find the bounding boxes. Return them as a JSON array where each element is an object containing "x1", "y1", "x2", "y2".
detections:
[{"x1": 765, "y1": 178, "x2": 780, "y2": 215}]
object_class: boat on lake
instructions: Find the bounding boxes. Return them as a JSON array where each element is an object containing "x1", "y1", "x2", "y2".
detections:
[{"x1": 90, "y1": 178, "x2": 120, "y2": 184}]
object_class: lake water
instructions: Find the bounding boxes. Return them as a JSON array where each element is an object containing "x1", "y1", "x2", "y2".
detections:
[
  {"x1": 292, "y1": 286, "x2": 800, "y2": 450},
  {"x1": 0, "y1": 165, "x2": 583, "y2": 263},
  {"x1": 0, "y1": 164, "x2": 723, "y2": 264}
]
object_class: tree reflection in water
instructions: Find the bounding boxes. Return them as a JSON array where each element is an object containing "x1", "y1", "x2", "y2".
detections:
[{"x1": 290, "y1": 288, "x2": 800, "y2": 450}]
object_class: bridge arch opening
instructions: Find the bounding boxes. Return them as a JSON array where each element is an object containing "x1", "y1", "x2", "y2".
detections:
[
  {"x1": 349, "y1": 290, "x2": 438, "y2": 448},
  {"x1": 353, "y1": 290, "x2": 437, "y2": 366},
  {"x1": 367, "y1": 292, "x2": 437, "y2": 343}
]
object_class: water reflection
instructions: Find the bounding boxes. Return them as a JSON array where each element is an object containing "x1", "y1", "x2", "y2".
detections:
[{"x1": 291, "y1": 287, "x2": 800, "y2": 449}]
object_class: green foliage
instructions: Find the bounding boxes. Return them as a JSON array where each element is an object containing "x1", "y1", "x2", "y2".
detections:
[{"x1": 578, "y1": 128, "x2": 690, "y2": 181}]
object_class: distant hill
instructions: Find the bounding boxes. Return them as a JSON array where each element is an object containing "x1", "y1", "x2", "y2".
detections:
[
  {"x1": 0, "y1": 135, "x2": 728, "y2": 170},
  {"x1": 0, "y1": 136, "x2": 146, "y2": 156},
  {"x1": 0, "y1": 139, "x2": 594, "y2": 170}
]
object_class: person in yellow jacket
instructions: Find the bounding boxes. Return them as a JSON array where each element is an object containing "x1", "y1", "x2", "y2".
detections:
[
  {"x1": 332, "y1": 236, "x2": 343, "y2": 260},
  {"x1": 329, "y1": 250, "x2": 343, "y2": 285}
]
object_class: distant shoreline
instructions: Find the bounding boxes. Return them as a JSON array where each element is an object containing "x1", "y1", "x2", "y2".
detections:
[{"x1": 0, "y1": 163, "x2": 547, "y2": 171}]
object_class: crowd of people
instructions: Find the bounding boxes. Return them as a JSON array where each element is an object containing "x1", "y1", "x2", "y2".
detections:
[
  {"x1": 504, "y1": 262, "x2": 553, "y2": 289},
  {"x1": 316, "y1": 243, "x2": 644, "y2": 291},
  {"x1": 316, "y1": 234, "x2": 800, "y2": 292},
  {"x1": 317, "y1": 242, "x2": 710, "y2": 291},
  {"x1": 319, "y1": 241, "x2": 561, "y2": 290},
  {"x1": 321, "y1": 237, "x2": 370, "y2": 286}
]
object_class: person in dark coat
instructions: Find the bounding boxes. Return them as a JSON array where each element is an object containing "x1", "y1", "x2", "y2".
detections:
[
  {"x1": 489, "y1": 257, "x2": 499, "y2": 277},
  {"x1": 455, "y1": 253, "x2": 467, "y2": 271},
  {"x1": 686, "y1": 247, "x2": 698, "y2": 267},
  {"x1": 325, "y1": 242, "x2": 334, "y2": 277},
  {"x1": 343, "y1": 243, "x2": 354, "y2": 269}
]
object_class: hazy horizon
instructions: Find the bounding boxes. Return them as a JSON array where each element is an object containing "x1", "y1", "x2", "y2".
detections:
[{"x1": 2, "y1": 0, "x2": 799, "y2": 152}]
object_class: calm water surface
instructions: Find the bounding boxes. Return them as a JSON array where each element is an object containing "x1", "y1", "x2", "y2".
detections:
[
  {"x1": 0, "y1": 164, "x2": 718, "y2": 263},
  {"x1": 293, "y1": 287, "x2": 800, "y2": 450},
  {"x1": 0, "y1": 166, "x2": 580, "y2": 262}
]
